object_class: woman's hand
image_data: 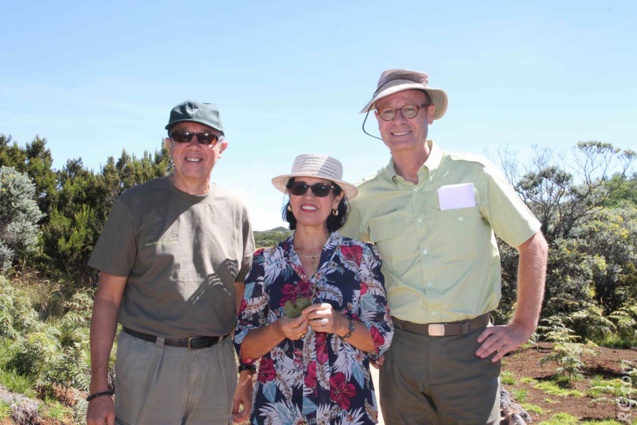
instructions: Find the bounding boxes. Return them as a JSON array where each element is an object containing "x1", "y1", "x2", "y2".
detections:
[
  {"x1": 276, "y1": 314, "x2": 309, "y2": 340},
  {"x1": 240, "y1": 314, "x2": 310, "y2": 359},
  {"x1": 304, "y1": 303, "x2": 347, "y2": 335}
]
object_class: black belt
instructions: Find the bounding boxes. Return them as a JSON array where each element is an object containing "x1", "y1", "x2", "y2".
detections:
[
  {"x1": 392, "y1": 313, "x2": 491, "y2": 337},
  {"x1": 123, "y1": 327, "x2": 226, "y2": 349}
]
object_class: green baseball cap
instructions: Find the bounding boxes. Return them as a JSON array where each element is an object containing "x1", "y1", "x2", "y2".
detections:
[{"x1": 165, "y1": 100, "x2": 224, "y2": 135}]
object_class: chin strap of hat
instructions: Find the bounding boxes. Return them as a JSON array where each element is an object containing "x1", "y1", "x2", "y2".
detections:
[{"x1": 361, "y1": 110, "x2": 383, "y2": 141}]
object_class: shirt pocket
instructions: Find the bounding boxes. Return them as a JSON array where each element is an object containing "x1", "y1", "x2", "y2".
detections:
[
  {"x1": 368, "y1": 211, "x2": 409, "y2": 264},
  {"x1": 438, "y1": 207, "x2": 483, "y2": 262}
]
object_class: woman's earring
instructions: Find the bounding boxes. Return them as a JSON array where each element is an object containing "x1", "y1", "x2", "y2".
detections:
[
  {"x1": 332, "y1": 208, "x2": 338, "y2": 216},
  {"x1": 287, "y1": 205, "x2": 292, "y2": 212}
]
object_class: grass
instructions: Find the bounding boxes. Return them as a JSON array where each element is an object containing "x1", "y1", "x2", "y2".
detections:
[
  {"x1": 512, "y1": 388, "x2": 528, "y2": 402},
  {"x1": 0, "y1": 401, "x2": 12, "y2": 419},
  {"x1": 538, "y1": 412, "x2": 580, "y2": 424},
  {"x1": 40, "y1": 398, "x2": 73, "y2": 422},
  {"x1": 534, "y1": 380, "x2": 585, "y2": 397},
  {"x1": 521, "y1": 403, "x2": 545, "y2": 415},
  {"x1": 0, "y1": 367, "x2": 36, "y2": 398},
  {"x1": 501, "y1": 370, "x2": 516, "y2": 385}
]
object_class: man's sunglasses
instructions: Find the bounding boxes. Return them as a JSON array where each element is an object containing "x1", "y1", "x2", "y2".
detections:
[
  {"x1": 170, "y1": 130, "x2": 219, "y2": 145},
  {"x1": 287, "y1": 182, "x2": 335, "y2": 197}
]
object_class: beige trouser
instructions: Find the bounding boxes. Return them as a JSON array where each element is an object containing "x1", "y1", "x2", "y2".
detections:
[
  {"x1": 380, "y1": 320, "x2": 501, "y2": 425},
  {"x1": 114, "y1": 331, "x2": 237, "y2": 425}
]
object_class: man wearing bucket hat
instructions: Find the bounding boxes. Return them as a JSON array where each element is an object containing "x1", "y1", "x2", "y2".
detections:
[
  {"x1": 234, "y1": 154, "x2": 394, "y2": 425},
  {"x1": 340, "y1": 70, "x2": 548, "y2": 424},
  {"x1": 86, "y1": 100, "x2": 255, "y2": 425}
]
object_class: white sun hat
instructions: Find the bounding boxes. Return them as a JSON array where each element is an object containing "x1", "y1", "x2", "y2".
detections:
[
  {"x1": 360, "y1": 68, "x2": 448, "y2": 120},
  {"x1": 272, "y1": 153, "x2": 358, "y2": 199}
]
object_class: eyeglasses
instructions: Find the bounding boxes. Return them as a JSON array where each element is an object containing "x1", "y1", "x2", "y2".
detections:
[
  {"x1": 170, "y1": 130, "x2": 219, "y2": 145},
  {"x1": 287, "y1": 182, "x2": 335, "y2": 197},
  {"x1": 377, "y1": 103, "x2": 429, "y2": 121}
]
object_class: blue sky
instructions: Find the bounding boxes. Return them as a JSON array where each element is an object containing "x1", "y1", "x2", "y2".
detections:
[{"x1": 1, "y1": 1, "x2": 635, "y2": 230}]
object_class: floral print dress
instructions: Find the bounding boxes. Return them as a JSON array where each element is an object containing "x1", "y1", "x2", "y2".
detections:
[{"x1": 234, "y1": 232, "x2": 394, "y2": 425}]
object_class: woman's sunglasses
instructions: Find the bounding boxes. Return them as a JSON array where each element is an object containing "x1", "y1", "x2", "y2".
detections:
[
  {"x1": 287, "y1": 182, "x2": 335, "y2": 197},
  {"x1": 170, "y1": 130, "x2": 219, "y2": 145}
]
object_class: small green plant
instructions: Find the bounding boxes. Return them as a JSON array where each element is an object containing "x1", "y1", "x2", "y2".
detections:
[
  {"x1": 538, "y1": 316, "x2": 598, "y2": 385},
  {"x1": 512, "y1": 388, "x2": 528, "y2": 403},
  {"x1": 521, "y1": 403, "x2": 545, "y2": 414},
  {"x1": 588, "y1": 377, "x2": 636, "y2": 398},
  {"x1": 501, "y1": 370, "x2": 516, "y2": 385},
  {"x1": 538, "y1": 412, "x2": 579, "y2": 424},
  {"x1": 534, "y1": 380, "x2": 585, "y2": 397},
  {"x1": 607, "y1": 304, "x2": 637, "y2": 348}
]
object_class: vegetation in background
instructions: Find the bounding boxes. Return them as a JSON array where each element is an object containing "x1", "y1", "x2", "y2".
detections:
[
  {"x1": 537, "y1": 316, "x2": 598, "y2": 385},
  {"x1": 254, "y1": 227, "x2": 291, "y2": 248},
  {"x1": 0, "y1": 166, "x2": 44, "y2": 272}
]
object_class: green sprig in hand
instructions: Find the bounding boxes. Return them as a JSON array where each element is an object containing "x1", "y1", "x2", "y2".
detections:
[{"x1": 283, "y1": 297, "x2": 311, "y2": 318}]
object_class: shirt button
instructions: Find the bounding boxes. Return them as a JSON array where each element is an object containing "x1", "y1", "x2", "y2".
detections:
[
  {"x1": 427, "y1": 282, "x2": 433, "y2": 287},
  {"x1": 414, "y1": 187, "x2": 419, "y2": 192},
  {"x1": 422, "y1": 249, "x2": 428, "y2": 255},
  {"x1": 431, "y1": 311, "x2": 437, "y2": 316},
  {"x1": 458, "y1": 217, "x2": 464, "y2": 221},
  {"x1": 417, "y1": 217, "x2": 423, "y2": 223}
]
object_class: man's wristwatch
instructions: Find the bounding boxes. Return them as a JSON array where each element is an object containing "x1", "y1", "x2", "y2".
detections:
[
  {"x1": 342, "y1": 316, "x2": 355, "y2": 340},
  {"x1": 238, "y1": 363, "x2": 257, "y2": 373}
]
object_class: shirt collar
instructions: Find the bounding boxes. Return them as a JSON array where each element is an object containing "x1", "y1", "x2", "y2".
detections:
[
  {"x1": 425, "y1": 140, "x2": 442, "y2": 173},
  {"x1": 385, "y1": 140, "x2": 442, "y2": 185}
]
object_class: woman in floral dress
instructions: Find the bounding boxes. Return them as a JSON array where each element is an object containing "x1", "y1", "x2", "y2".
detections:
[{"x1": 234, "y1": 154, "x2": 394, "y2": 425}]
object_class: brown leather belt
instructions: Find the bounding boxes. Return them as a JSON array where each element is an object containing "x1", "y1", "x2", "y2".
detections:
[
  {"x1": 392, "y1": 313, "x2": 491, "y2": 337},
  {"x1": 123, "y1": 327, "x2": 226, "y2": 349}
]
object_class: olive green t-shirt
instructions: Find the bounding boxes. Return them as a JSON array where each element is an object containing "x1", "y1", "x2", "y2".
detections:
[
  {"x1": 340, "y1": 141, "x2": 541, "y2": 324},
  {"x1": 89, "y1": 177, "x2": 254, "y2": 338}
]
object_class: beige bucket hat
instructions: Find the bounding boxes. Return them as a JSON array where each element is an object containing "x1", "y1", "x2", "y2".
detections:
[
  {"x1": 360, "y1": 68, "x2": 448, "y2": 120},
  {"x1": 272, "y1": 153, "x2": 358, "y2": 199}
]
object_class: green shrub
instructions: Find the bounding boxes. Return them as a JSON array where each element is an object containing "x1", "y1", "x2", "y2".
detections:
[{"x1": 0, "y1": 166, "x2": 44, "y2": 272}]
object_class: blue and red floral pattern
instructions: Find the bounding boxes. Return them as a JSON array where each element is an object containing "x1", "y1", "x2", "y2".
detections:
[{"x1": 235, "y1": 232, "x2": 394, "y2": 425}]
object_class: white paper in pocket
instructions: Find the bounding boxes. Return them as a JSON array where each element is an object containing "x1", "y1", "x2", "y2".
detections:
[{"x1": 437, "y1": 183, "x2": 476, "y2": 210}]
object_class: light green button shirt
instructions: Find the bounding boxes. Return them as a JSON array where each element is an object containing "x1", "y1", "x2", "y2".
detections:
[{"x1": 341, "y1": 141, "x2": 541, "y2": 324}]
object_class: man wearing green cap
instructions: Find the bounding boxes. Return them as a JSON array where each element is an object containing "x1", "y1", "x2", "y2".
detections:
[
  {"x1": 86, "y1": 100, "x2": 255, "y2": 425},
  {"x1": 341, "y1": 70, "x2": 548, "y2": 424}
]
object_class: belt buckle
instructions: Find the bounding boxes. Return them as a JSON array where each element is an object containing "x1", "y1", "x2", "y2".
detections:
[
  {"x1": 187, "y1": 337, "x2": 197, "y2": 350},
  {"x1": 428, "y1": 324, "x2": 445, "y2": 337}
]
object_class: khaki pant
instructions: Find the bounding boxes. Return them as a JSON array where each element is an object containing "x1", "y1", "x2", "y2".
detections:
[
  {"x1": 379, "y1": 320, "x2": 500, "y2": 425},
  {"x1": 114, "y1": 331, "x2": 237, "y2": 425}
]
